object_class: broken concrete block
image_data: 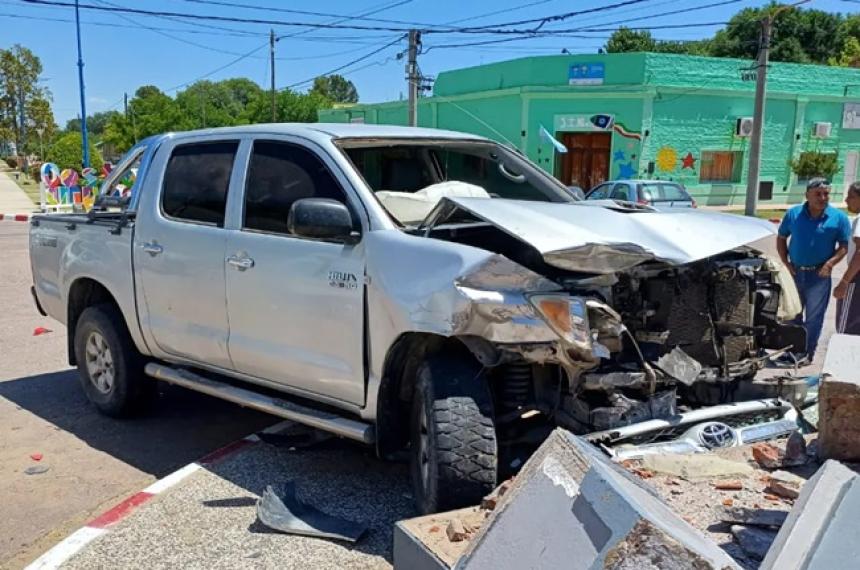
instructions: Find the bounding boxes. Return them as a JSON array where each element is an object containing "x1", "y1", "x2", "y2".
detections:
[
  {"x1": 782, "y1": 432, "x2": 808, "y2": 467},
  {"x1": 818, "y1": 334, "x2": 860, "y2": 462},
  {"x1": 731, "y1": 525, "x2": 778, "y2": 561},
  {"x1": 716, "y1": 506, "x2": 787, "y2": 528},
  {"x1": 446, "y1": 519, "x2": 467, "y2": 543},
  {"x1": 641, "y1": 452, "x2": 753, "y2": 479},
  {"x1": 765, "y1": 470, "x2": 804, "y2": 500},
  {"x1": 449, "y1": 429, "x2": 740, "y2": 570},
  {"x1": 760, "y1": 460, "x2": 860, "y2": 570}
]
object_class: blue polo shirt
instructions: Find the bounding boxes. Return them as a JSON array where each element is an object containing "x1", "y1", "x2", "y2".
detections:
[{"x1": 778, "y1": 204, "x2": 851, "y2": 267}]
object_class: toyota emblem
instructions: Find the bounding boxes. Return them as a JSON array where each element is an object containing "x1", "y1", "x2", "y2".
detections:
[{"x1": 698, "y1": 422, "x2": 735, "y2": 449}]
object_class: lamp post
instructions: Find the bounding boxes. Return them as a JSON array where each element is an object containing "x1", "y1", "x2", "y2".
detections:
[{"x1": 74, "y1": 0, "x2": 90, "y2": 168}]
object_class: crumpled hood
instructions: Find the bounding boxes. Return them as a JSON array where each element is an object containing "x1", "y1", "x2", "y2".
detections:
[{"x1": 439, "y1": 197, "x2": 776, "y2": 274}]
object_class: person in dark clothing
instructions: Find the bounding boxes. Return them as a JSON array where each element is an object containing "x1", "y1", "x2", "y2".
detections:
[
  {"x1": 835, "y1": 182, "x2": 860, "y2": 334},
  {"x1": 776, "y1": 178, "x2": 851, "y2": 365}
]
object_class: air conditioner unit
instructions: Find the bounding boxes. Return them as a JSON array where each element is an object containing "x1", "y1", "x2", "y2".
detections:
[
  {"x1": 736, "y1": 117, "x2": 754, "y2": 137},
  {"x1": 813, "y1": 122, "x2": 832, "y2": 138}
]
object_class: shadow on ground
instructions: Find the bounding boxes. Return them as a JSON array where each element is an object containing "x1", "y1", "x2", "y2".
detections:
[{"x1": 0, "y1": 369, "x2": 275, "y2": 477}]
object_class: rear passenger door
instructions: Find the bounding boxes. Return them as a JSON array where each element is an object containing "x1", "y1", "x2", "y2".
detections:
[
  {"x1": 224, "y1": 138, "x2": 366, "y2": 405},
  {"x1": 134, "y1": 139, "x2": 240, "y2": 369}
]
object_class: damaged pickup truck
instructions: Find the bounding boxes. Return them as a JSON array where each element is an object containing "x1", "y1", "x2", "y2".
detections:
[{"x1": 29, "y1": 124, "x2": 806, "y2": 514}]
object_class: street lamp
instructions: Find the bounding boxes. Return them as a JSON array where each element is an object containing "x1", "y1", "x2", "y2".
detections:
[{"x1": 74, "y1": 0, "x2": 90, "y2": 168}]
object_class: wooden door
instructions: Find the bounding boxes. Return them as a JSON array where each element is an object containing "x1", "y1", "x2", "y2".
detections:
[{"x1": 558, "y1": 133, "x2": 611, "y2": 190}]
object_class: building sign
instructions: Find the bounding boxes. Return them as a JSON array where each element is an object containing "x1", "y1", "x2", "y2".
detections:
[
  {"x1": 843, "y1": 103, "x2": 860, "y2": 130},
  {"x1": 554, "y1": 114, "x2": 614, "y2": 131},
  {"x1": 568, "y1": 63, "x2": 605, "y2": 85}
]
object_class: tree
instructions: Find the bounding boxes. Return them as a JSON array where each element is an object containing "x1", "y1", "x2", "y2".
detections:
[
  {"x1": 46, "y1": 132, "x2": 103, "y2": 171},
  {"x1": 830, "y1": 37, "x2": 860, "y2": 68},
  {"x1": 0, "y1": 44, "x2": 52, "y2": 157},
  {"x1": 175, "y1": 78, "x2": 264, "y2": 128},
  {"x1": 65, "y1": 111, "x2": 121, "y2": 139},
  {"x1": 25, "y1": 95, "x2": 55, "y2": 157},
  {"x1": 604, "y1": 28, "x2": 657, "y2": 53},
  {"x1": 790, "y1": 151, "x2": 838, "y2": 180},
  {"x1": 310, "y1": 75, "x2": 358, "y2": 104},
  {"x1": 104, "y1": 85, "x2": 187, "y2": 153},
  {"x1": 246, "y1": 88, "x2": 333, "y2": 123}
]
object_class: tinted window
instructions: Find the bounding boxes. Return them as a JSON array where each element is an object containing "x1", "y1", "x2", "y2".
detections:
[
  {"x1": 587, "y1": 184, "x2": 609, "y2": 200},
  {"x1": 162, "y1": 141, "x2": 239, "y2": 226},
  {"x1": 244, "y1": 141, "x2": 349, "y2": 235},
  {"x1": 640, "y1": 183, "x2": 689, "y2": 202},
  {"x1": 610, "y1": 183, "x2": 629, "y2": 200}
]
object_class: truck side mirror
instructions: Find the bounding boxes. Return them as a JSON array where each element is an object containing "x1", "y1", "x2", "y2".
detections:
[{"x1": 287, "y1": 198, "x2": 359, "y2": 243}]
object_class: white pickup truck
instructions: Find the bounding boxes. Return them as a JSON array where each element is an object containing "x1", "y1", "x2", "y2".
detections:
[{"x1": 29, "y1": 124, "x2": 805, "y2": 513}]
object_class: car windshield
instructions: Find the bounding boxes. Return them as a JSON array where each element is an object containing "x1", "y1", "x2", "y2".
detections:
[
  {"x1": 337, "y1": 138, "x2": 573, "y2": 225},
  {"x1": 640, "y1": 182, "x2": 689, "y2": 202}
]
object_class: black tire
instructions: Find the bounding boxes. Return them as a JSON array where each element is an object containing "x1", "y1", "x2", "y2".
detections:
[
  {"x1": 410, "y1": 354, "x2": 498, "y2": 514},
  {"x1": 74, "y1": 303, "x2": 153, "y2": 417}
]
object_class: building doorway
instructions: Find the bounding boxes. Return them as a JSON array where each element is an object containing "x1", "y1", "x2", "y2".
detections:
[
  {"x1": 844, "y1": 151, "x2": 859, "y2": 197},
  {"x1": 557, "y1": 132, "x2": 611, "y2": 190}
]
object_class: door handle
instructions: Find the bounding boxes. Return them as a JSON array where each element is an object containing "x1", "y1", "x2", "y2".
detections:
[
  {"x1": 142, "y1": 241, "x2": 163, "y2": 256},
  {"x1": 226, "y1": 255, "x2": 255, "y2": 271}
]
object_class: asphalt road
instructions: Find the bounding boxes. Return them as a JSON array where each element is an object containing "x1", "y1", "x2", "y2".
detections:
[{"x1": 0, "y1": 222, "x2": 274, "y2": 569}]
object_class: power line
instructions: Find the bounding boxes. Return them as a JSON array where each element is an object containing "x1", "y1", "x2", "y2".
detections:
[
  {"x1": 577, "y1": 0, "x2": 742, "y2": 30},
  {"x1": 440, "y1": 0, "x2": 559, "y2": 26},
  {"x1": 282, "y1": 34, "x2": 406, "y2": 90},
  {"x1": 165, "y1": 42, "x2": 269, "y2": 94}
]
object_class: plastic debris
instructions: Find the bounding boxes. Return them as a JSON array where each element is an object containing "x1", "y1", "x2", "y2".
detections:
[
  {"x1": 33, "y1": 327, "x2": 52, "y2": 336},
  {"x1": 30, "y1": 453, "x2": 43, "y2": 461},
  {"x1": 256, "y1": 483, "x2": 366, "y2": 542},
  {"x1": 24, "y1": 465, "x2": 49, "y2": 475}
]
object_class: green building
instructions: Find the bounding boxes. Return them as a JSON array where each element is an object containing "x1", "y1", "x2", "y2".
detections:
[{"x1": 320, "y1": 52, "x2": 860, "y2": 206}]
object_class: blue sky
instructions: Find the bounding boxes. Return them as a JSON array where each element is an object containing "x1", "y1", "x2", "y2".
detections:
[{"x1": 0, "y1": 0, "x2": 854, "y2": 125}]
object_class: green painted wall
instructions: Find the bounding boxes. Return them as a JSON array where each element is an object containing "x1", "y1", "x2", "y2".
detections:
[{"x1": 319, "y1": 53, "x2": 860, "y2": 205}]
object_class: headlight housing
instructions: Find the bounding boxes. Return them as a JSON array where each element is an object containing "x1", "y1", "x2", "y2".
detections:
[{"x1": 527, "y1": 294, "x2": 591, "y2": 349}]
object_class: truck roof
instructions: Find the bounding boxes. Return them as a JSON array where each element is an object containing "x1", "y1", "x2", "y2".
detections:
[{"x1": 155, "y1": 123, "x2": 488, "y2": 144}]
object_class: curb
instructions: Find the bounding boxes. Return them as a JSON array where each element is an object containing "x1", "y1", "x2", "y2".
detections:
[
  {"x1": 24, "y1": 421, "x2": 291, "y2": 570},
  {"x1": 0, "y1": 213, "x2": 33, "y2": 222}
]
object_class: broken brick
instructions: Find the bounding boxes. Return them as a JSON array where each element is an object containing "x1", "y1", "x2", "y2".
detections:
[
  {"x1": 633, "y1": 468, "x2": 654, "y2": 479},
  {"x1": 714, "y1": 480, "x2": 744, "y2": 491},
  {"x1": 446, "y1": 518, "x2": 467, "y2": 542},
  {"x1": 722, "y1": 498, "x2": 734, "y2": 507},
  {"x1": 752, "y1": 442, "x2": 782, "y2": 469}
]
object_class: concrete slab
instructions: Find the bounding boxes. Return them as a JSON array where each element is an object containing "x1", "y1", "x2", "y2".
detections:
[
  {"x1": 818, "y1": 334, "x2": 860, "y2": 461},
  {"x1": 450, "y1": 429, "x2": 739, "y2": 570},
  {"x1": 0, "y1": 170, "x2": 36, "y2": 213},
  {"x1": 761, "y1": 460, "x2": 860, "y2": 569}
]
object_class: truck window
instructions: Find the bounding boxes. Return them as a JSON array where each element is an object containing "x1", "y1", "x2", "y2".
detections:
[
  {"x1": 162, "y1": 141, "x2": 239, "y2": 226},
  {"x1": 243, "y1": 140, "x2": 349, "y2": 235}
]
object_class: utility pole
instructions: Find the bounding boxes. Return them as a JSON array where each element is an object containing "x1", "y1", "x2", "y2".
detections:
[
  {"x1": 123, "y1": 92, "x2": 128, "y2": 117},
  {"x1": 406, "y1": 30, "x2": 421, "y2": 127},
  {"x1": 270, "y1": 29, "x2": 277, "y2": 123},
  {"x1": 743, "y1": 16, "x2": 770, "y2": 217},
  {"x1": 74, "y1": 0, "x2": 90, "y2": 168}
]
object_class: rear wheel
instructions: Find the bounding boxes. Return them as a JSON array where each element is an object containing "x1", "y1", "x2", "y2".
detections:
[
  {"x1": 74, "y1": 304, "x2": 153, "y2": 417},
  {"x1": 410, "y1": 354, "x2": 498, "y2": 514}
]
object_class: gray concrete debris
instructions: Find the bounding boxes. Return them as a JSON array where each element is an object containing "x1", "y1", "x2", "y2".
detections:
[
  {"x1": 818, "y1": 334, "x2": 860, "y2": 462},
  {"x1": 449, "y1": 429, "x2": 740, "y2": 570},
  {"x1": 731, "y1": 525, "x2": 778, "y2": 561},
  {"x1": 640, "y1": 453, "x2": 754, "y2": 480},
  {"x1": 716, "y1": 506, "x2": 787, "y2": 528},
  {"x1": 761, "y1": 460, "x2": 860, "y2": 569},
  {"x1": 782, "y1": 431, "x2": 808, "y2": 467}
]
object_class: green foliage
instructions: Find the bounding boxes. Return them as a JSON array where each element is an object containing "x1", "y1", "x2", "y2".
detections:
[
  {"x1": 46, "y1": 132, "x2": 103, "y2": 171},
  {"x1": 104, "y1": 85, "x2": 188, "y2": 152},
  {"x1": 790, "y1": 152, "x2": 838, "y2": 180},
  {"x1": 65, "y1": 111, "x2": 122, "y2": 139},
  {"x1": 0, "y1": 44, "x2": 56, "y2": 155},
  {"x1": 5, "y1": 157, "x2": 17, "y2": 168},
  {"x1": 604, "y1": 4, "x2": 859, "y2": 66},
  {"x1": 309, "y1": 75, "x2": 359, "y2": 104}
]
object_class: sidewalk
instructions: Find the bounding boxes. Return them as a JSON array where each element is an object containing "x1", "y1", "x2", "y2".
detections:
[{"x1": 0, "y1": 170, "x2": 37, "y2": 213}]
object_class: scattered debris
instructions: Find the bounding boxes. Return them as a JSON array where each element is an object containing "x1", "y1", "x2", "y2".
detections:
[
  {"x1": 765, "y1": 471, "x2": 804, "y2": 500},
  {"x1": 29, "y1": 453, "x2": 43, "y2": 461},
  {"x1": 716, "y1": 506, "x2": 787, "y2": 528},
  {"x1": 446, "y1": 519, "x2": 468, "y2": 543},
  {"x1": 782, "y1": 432, "x2": 807, "y2": 467},
  {"x1": 731, "y1": 525, "x2": 778, "y2": 561},
  {"x1": 256, "y1": 483, "x2": 366, "y2": 542},
  {"x1": 632, "y1": 467, "x2": 654, "y2": 479},
  {"x1": 722, "y1": 498, "x2": 734, "y2": 507},
  {"x1": 429, "y1": 525, "x2": 440, "y2": 534},
  {"x1": 24, "y1": 465, "x2": 49, "y2": 475},
  {"x1": 764, "y1": 494, "x2": 781, "y2": 502},
  {"x1": 641, "y1": 452, "x2": 753, "y2": 479},
  {"x1": 480, "y1": 480, "x2": 512, "y2": 511},
  {"x1": 656, "y1": 347, "x2": 703, "y2": 386},
  {"x1": 752, "y1": 442, "x2": 782, "y2": 469},
  {"x1": 713, "y1": 480, "x2": 743, "y2": 491},
  {"x1": 32, "y1": 327, "x2": 52, "y2": 336}
]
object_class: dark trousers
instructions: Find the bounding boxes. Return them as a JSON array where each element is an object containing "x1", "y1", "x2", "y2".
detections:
[
  {"x1": 792, "y1": 269, "x2": 832, "y2": 359},
  {"x1": 837, "y1": 275, "x2": 860, "y2": 335}
]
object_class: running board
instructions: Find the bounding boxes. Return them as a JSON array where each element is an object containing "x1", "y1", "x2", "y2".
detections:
[{"x1": 144, "y1": 363, "x2": 374, "y2": 444}]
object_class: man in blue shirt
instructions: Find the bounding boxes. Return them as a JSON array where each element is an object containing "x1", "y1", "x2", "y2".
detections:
[{"x1": 777, "y1": 178, "x2": 852, "y2": 365}]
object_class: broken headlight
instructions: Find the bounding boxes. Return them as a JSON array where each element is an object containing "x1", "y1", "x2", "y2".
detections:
[{"x1": 528, "y1": 294, "x2": 591, "y2": 349}]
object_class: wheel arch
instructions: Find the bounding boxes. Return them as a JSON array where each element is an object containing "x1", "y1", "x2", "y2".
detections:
[{"x1": 66, "y1": 278, "x2": 136, "y2": 366}]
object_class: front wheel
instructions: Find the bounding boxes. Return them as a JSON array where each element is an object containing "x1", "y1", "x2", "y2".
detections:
[
  {"x1": 410, "y1": 354, "x2": 498, "y2": 514},
  {"x1": 74, "y1": 304, "x2": 153, "y2": 417}
]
